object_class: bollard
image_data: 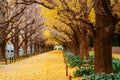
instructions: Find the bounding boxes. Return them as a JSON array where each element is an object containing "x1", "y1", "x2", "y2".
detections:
[
  {"x1": 10, "y1": 57, "x2": 11, "y2": 63},
  {"x1": 16, "y1": 57, "x2": 18, "y2": 61},
  {"x1": 14, "y1": 57, "x2": 16, "y2": 62},
  {"x1": 5, "y1": 58, "x2": 7, "y2": 65},
  {"x1": 18, "y1": 57, "x2": 20, "y2": 61},
  {"x1": 66, "y1": 64, "x2": 68, "y2": 76},
  {"x1": 12, "y1": 57, "x2": 13, "y2": 63},
  {"x1": 69, "y1": 76, "x2": 72, "y2": 80}
]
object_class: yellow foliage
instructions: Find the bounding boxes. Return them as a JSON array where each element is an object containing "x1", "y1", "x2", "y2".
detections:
[
  {"x1": 112, "y1": 53, "x2": 120, "y2": 58},
  {"x1": 67, "y1": 0, "x2": 80, "y2": 12},
  {"x1": 89, "y1": 8, "x2": 95, "y2": 23},
  {"x1": 39, "y1": 5, "x2": 59, "y2": 27},
  {"x1": 43, "y1": 29, "x2": 51, "y2": 38},
  {"x1": 54, "y1": 41, "x2": 60, "y2": 45},
  {"x1": 43, "y1": 29, "x2": 56, "y2": 44}
]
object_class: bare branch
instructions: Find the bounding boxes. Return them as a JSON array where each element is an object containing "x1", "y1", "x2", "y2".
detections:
[
  {"x1": 112, "y1": 0, "x2": 119, "y2": 8},
  {"x1": 16, "y1": 0, "x2": 54, "y2": 9},
  {"x1": 0, "y1": 6, "x2": 26, "y2": 24},
  {"x1": 101, "y1": 0, "x2": 117, "y2": 24},
  {"x1": 6, "y1": 20, "x2": 35, "y2": 42},
  {"x1": 87, "y1": 0, "x2": 95, "y2": 13}
]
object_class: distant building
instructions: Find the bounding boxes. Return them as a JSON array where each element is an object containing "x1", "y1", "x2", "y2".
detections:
[
  {"x1": 54, "y1": 45, "x2": 63, "y2": 50},
  {"x1": 5, "y1": 43, "x2": 34, "y2": 58},
  {"x1": 6, "y1": 44, "x2": 14, "y2": 58}
]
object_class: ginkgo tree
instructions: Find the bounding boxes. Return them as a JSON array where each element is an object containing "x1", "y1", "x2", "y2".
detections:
[
  {"x1": 39, "y1": 0, "x2": 91, "y2": 60},
  {"x1": 11, "y1": 0, "x2": 120, "y2": 74},
  {"x1": 0, "y1": 0, "x2": 45, "y2": 59},
  {"x1": 0, "y1": 0, "x2": 27, "y2": 59}
]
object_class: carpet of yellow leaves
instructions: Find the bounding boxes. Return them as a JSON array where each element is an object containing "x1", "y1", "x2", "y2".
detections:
[
  {"x1": 0, "y1": 50, "x2": 70, "y2": 80},
  {"x1": 112, "y1": 53, "x2": 120, "y2": 58},
  {"x1": 1, "y1": 50, "x2": 119, "y2": 80}
]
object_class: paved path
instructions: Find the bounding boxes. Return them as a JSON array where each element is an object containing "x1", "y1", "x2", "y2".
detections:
[{"x1": 0, "y1": 50, "x2": 69, "y2": 80}]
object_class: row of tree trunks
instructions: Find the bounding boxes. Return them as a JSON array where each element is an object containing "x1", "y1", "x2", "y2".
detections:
[
  {"x1": 61, "y1": 0, "x2": 116, "y2": 74},
  {"x1": 34, "y1": 44, "x2": 53, "y2": 54}
]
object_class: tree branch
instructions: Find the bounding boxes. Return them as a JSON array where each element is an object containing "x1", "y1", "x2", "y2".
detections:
[
  {"x1": 101, "y1": 0, "x2": 117, "y2": 24},
  {"x1": 16, "y1": 0, "x2": 54, "y2": 9}
]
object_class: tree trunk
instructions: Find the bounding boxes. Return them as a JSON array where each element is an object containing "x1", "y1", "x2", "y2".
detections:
[
  {"x1": 23, "y1": 39, "x2": 28, "y2": 55},
  {"x1": 80, "y1": 30, "x2": 90, "y2": 60},
  {"x1": 80, "y1": 38, "x2": 90, "y2": 60},
  {"x1": 78, "y1": 0, "x2": 90, "y2": 60},
  {"x1": 94, "y1": 0, "x2": 114, "y2": 74},
  {"x1": 41, "y1": 46, "x2": 43, "y2": 53},
  {"x1": 34, "y1": 45, "x2": 38, "y2": 54},
  {"x1": 74, "y1": 42, "x2": 81, "y2": 56},
  {"x1": 94, "y1": 35, "x2": 113, "y2": 74},
  {"x1": 14, "y1": 46, "x2": 19, "y2": 57},
  {"x1": 14, "y1": 35, "x2": 19, "y2": 57},
  {"x1": 30, "y1": 44, "x2": 32, "y2": 54},
  {"x1": 0, "y1": 0, "x2": 7, "y2": 59},
  {"x1": 38, "y1": 46, "x2": 39, "y2": 53},
  {"x1": 0, "y1": 42, "x2": 6, "y2": 58}
]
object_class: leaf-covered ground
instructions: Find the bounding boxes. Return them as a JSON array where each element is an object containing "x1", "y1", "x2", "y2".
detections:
[
  {"x1": 89, "y1": 51, "x2": 120, "y2": 58},
  {"x1": 0, "y1": 50, "x2": 119, "y2": 80},
  {"x1": 0, "y1": 50, "x2": 70, "y2": 80}
]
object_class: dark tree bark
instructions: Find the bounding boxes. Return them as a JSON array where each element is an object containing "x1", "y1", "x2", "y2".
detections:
[
  {"x1": 23, "y1": 39, "x2": 28, "y2": 55},
  {"x1": 13, "y1": 35, "x2": 19, "y2": 57},
  {"x1": 12, "y1": 27, "x2": 20, "y2": 58},
  {"x1": 79, "y1": 0, "x2": 90, "y2": 60},
  {"x1": 74, "y1": 41, "x2": 80, "y2": 55},
  {"x1": 93, "y1": 0, "x2": 116, "y2": 74},
  {"x1": 94, "y1": 33, "x2": 113, "y2": 74},
  {"x1": 80, "y1": 32, "x2": 90, "y2": 60},
  {"x1": 30, "y1": 43, "x2": 33, "y2": 54},
  {"x1": 23, "y1": 27, "x2": 28, "y2": 55},
  {"x1": 0, "y1": 42, "x2": 6, "y2": 59}
]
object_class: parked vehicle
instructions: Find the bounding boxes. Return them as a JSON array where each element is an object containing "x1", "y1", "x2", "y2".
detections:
[{"x1": 54, "y1": 45, "x2": 63, "y2": 50}]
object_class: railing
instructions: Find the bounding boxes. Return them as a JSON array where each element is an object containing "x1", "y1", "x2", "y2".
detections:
[
  {"x1": 112, "y1": 47, "x2": 120, "y2": 53},
  {"x1": 89, "y1": 47, "x2": 120, "y2": 54},
  {"x1": 0, "y1": 53, "x2": 39, "y2": 65}
]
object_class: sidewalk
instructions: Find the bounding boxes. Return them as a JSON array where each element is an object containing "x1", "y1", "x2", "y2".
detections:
[{"x1": 0, "y1": 50, "x2": 68, "y2": 80}]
